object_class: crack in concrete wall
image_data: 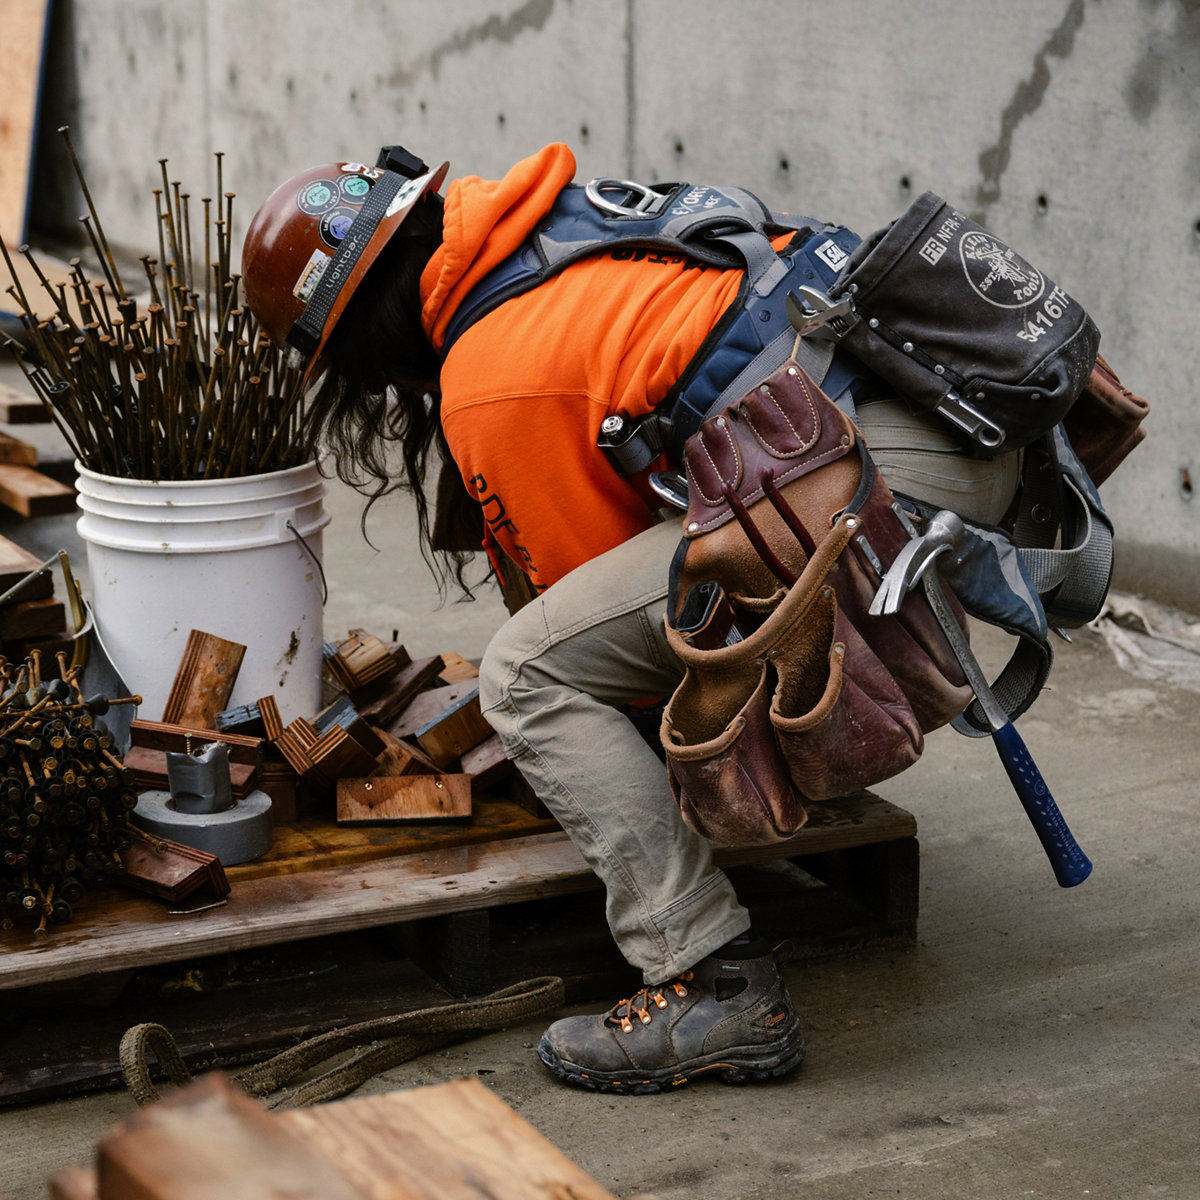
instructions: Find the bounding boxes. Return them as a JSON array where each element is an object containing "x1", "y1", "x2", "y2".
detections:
[
  {"x1": 973, "y1": 0, "x2": 1088, "y2": 221},
  {"x1": 386, "y1": 0, "x2": 557, "y2": 90}
]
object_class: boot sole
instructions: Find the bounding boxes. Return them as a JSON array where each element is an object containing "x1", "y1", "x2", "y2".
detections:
[{"x1": 536, "y1": 1030, "x2": 806, "y2": 1095}]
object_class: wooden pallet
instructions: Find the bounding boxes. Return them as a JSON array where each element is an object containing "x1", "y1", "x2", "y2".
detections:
[{"x1": 0, "y1": 791, "x2": 917, "y2": 992}]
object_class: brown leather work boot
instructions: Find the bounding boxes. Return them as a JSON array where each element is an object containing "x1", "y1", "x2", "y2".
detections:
[{"x1": 536, "y1": 946, "x2": 804, "y2": 1094}]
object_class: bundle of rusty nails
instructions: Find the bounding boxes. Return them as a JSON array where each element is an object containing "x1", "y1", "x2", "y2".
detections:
[
  {"x1": 0, "y1": 647, "x2": 143, "y2": 939},
  {"x1": 0, "y1": 128, "x2": 317, "y2": 481}
]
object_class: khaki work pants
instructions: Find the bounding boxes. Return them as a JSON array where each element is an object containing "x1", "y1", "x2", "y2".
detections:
[{"x1": 478, "y1": 518, "x2": 750, "y2": 985}]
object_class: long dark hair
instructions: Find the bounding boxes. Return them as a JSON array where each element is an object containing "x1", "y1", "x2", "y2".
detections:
[{"x1": 310, "y1": 194, "x2": 482, "y2": 596}]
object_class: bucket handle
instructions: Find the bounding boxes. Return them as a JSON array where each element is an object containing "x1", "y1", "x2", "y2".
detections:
[{"x1": 287, "y1": 520, "x2": 329, "y2": 606}]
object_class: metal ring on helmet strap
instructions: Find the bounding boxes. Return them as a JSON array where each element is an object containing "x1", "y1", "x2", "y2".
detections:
[{"x1": 584, "y1": 178, "x2": 664, "y2": 217}]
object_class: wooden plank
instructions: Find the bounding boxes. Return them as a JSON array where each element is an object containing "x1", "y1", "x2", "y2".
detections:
[
  {"x1": 284, "y1": 1079, "x2": 620, "y2": 1200},
  {"x1": 0, "y1": 0, "x2": 51, "y2": 246},
  {"x1": 414, "y1": 687, "x2": 493, "y2": 768},
  {"x1": 0, "y1": 596, "x2": 67, "y2": 639},
  {"x1": 161, "y1": 629, "x2": 246, "y2": 727},
  {"x1": 372, "y1": 725, "x2": 439, "y2": 776},
  {"x1": 0, "y1": 463, "x2": 75, "y2": 516},
  {"x1": 337, "y1": 774, "x2": 472, "y2": 824},
  {"x1": 0, "y1": 792, "x2": 915, "y2": 989},
  {"x1": 0, "y1": 430, "x2": 38, "y2": 466}
]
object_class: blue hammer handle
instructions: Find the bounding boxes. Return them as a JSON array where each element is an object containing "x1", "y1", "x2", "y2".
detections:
[{"x1": 992, "y1": 722, "x2": 1093, "y2": 888}]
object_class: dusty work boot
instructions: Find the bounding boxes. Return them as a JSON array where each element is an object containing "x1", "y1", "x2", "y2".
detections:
[{"x1": 536, "y1": 943, "x2": 804, "y2": 1094}]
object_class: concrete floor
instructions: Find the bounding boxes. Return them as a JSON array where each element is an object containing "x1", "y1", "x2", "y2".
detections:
[{"x1": 0, "y1": 355, "x2": 1197, "y2": 1198}]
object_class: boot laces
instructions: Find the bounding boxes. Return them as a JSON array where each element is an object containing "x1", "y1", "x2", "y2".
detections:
[{"x1": 606, "y1": 970, "x2": 695, "y2": 1034}]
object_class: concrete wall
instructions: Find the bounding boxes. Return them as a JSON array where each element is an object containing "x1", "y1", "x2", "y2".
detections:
[{"x1": 28, "y1": 0, "x2": 1200, "y2": 608}]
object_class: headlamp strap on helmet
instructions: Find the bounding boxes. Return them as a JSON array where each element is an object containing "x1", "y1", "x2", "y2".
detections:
[
  {"x1": 376, "y1": 145, "x2": 428, "y2": 179},
  {"x1": 286, "y1": 168, "x2": 412, "y2": 361}
]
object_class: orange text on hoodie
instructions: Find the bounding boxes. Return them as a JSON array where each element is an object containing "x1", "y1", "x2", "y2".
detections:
[{"x1": 421, "y1": 143, "x2": 748, "y2": 593}]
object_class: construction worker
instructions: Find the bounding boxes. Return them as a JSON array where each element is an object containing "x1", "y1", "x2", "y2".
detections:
[{"x1": 242, "y1": 142, "x2": 1018, "y2": 1094}]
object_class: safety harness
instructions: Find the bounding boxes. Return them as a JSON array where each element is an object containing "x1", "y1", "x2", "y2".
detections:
[{"x1": 440, "y1": 175, "x2": 1117, "y2": 731}]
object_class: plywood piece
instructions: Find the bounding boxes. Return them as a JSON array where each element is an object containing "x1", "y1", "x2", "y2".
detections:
[
  {"x1": 123, "y1": 744, "x2": 259, "y2": 799},
  {"x1": 161, "y1": 630, "x2": 246, "y2": 727},
  {"x1": 0, "y1": 0, "x2": 50, "y2": 246},
  {"x1": 389, "y1": 679, "x2": 478, "y2": 741},
  {"x1": 0, "y1": 596, "x2": 66, "y2": 638},
  {"x1": 372, "y1": 725, "x2": 439, "y2": 776},
  {"x1": 0, "y1": 462, "x2": 75, "y2": 516},
  {"x1": 338, "y1": 774, "x2": 472, "y2": 824}
]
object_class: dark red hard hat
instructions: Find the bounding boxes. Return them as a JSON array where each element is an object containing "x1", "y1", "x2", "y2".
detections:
[{"x1": 242, "y1": 150, "x2": 447, "y2": 373}]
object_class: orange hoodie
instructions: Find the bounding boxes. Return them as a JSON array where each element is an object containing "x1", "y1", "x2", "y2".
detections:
[{"x1": 421, "y1": 144, "x2": 745, "y2": 591}]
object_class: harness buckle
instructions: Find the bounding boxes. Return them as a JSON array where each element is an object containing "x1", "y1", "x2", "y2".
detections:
[{"x1": 786, "y1": 286, "x2": 859, "y2": 341}]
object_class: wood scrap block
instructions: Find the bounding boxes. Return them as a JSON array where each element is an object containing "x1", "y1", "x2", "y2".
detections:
[
  {"x1": 257, "y1": 760, "x2": 298, "y2": 824},
  {"x1": 314, "y1": 694, "x2": 385, "y2": 757},
  {"x1": 0, "y1": 596, "x2": 67, "y2": 639},
  {"x1": 257, "y1": 694, "x2": 284, "y2": 741},
  {"x1": 129, "y1": 719, "x2": 264, "y2": 767},
  {"x1": 117, "y1": 830, "x2": 231, "y2": 906},
  {"x1": 94, "y1": 1073, "x2": 361, "y2": 1200},
  {"x1": 437, "y1": 651, "x2": 480, "y2": 684},
  {"x1": 357, "y1": 652, "x2": 445, "y2": 728},
  {"x1": 0, "y1": 463, "x2": 75, "y2": 516},
  {"x1": 0, "y1": 430, "x2": 38, "y2": 466},
  {"x1": 309, "y1": 723, "x2": 380, "y2": 782},
  {"x1": 0, "y1": 533, "x2": 54, "y2": 598},
  {"x1": 122, "y1": 745, "x2": 259, "y2": 799},
  {"x1": 414, "y1": 687, "x2": 493, "y2": 769},
  {"x1": 323, "y1": 628, "x2": 405, "y2": 694},
  {"x1": 460, "y1": 733, "x2": 514, "y2": 793},
  {"x1": 337, "y1": 774, "x2": 472, "y2": 824},
  {"x1": 389, "y1": 679, "x2": 480, "y2": 741},
  {"x1": 161, "y1": 630, "x2": 246, "y2": 728},
  {"x1": 0, "y1": 380, "x2": 50, "y2": 424},
  {"x1": 371, "y1": 725, "x2": 439, "y2": 776}
]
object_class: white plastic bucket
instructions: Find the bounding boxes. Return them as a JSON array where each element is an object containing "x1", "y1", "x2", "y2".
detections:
[{"x1": 75, "y1": 461, "x2": 330, "y2": 724}]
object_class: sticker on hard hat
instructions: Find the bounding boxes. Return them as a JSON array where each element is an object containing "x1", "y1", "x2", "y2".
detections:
[
  {"x1": 339, "y1": 163, "x2": 383, "y2": 179},
  {"x1": 319, "y1": 206, "x2": 359, "y2": 249},
  {"x1": 385, "y1": 170, "x2": 435, "y2": 218},
  {"x1": 339, "y1": 173, "x2": 374, "y2": 201},
  {"x1": 293, "y1": 248, "x2": 331, "y2": 303},
  {"x1": 297, "y1": 180, "x2": 340, "y2": 216}
]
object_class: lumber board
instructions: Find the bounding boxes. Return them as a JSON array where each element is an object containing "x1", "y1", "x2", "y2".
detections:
[
  {"x1": 0, "y1": 462, "x2": 75, "y2": 516},
  {"x1": 0, "y1": 792, "x2": 915, "y2": 989},
  {"x1": 461, "y1": 733, "x2": 513, "y2": 793},
  {"x1": 0, "y1": 0, "x2": 50, "y2": 246},
  {"x1": 0, "y1": 595, "x2": 64, "y2": 638},
  {"x1": 122, "y1": 745, "x2": 259, "y2": 799},
  {"x1": 337, "y1": 774, "x2": 472, "y2": 824},
  {"x1": 161, "y1": 629, "x2": 246, "y2": 727},
  {"x1": 284, "y1": 1078, "x2": 620, "y2": 1200}
]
